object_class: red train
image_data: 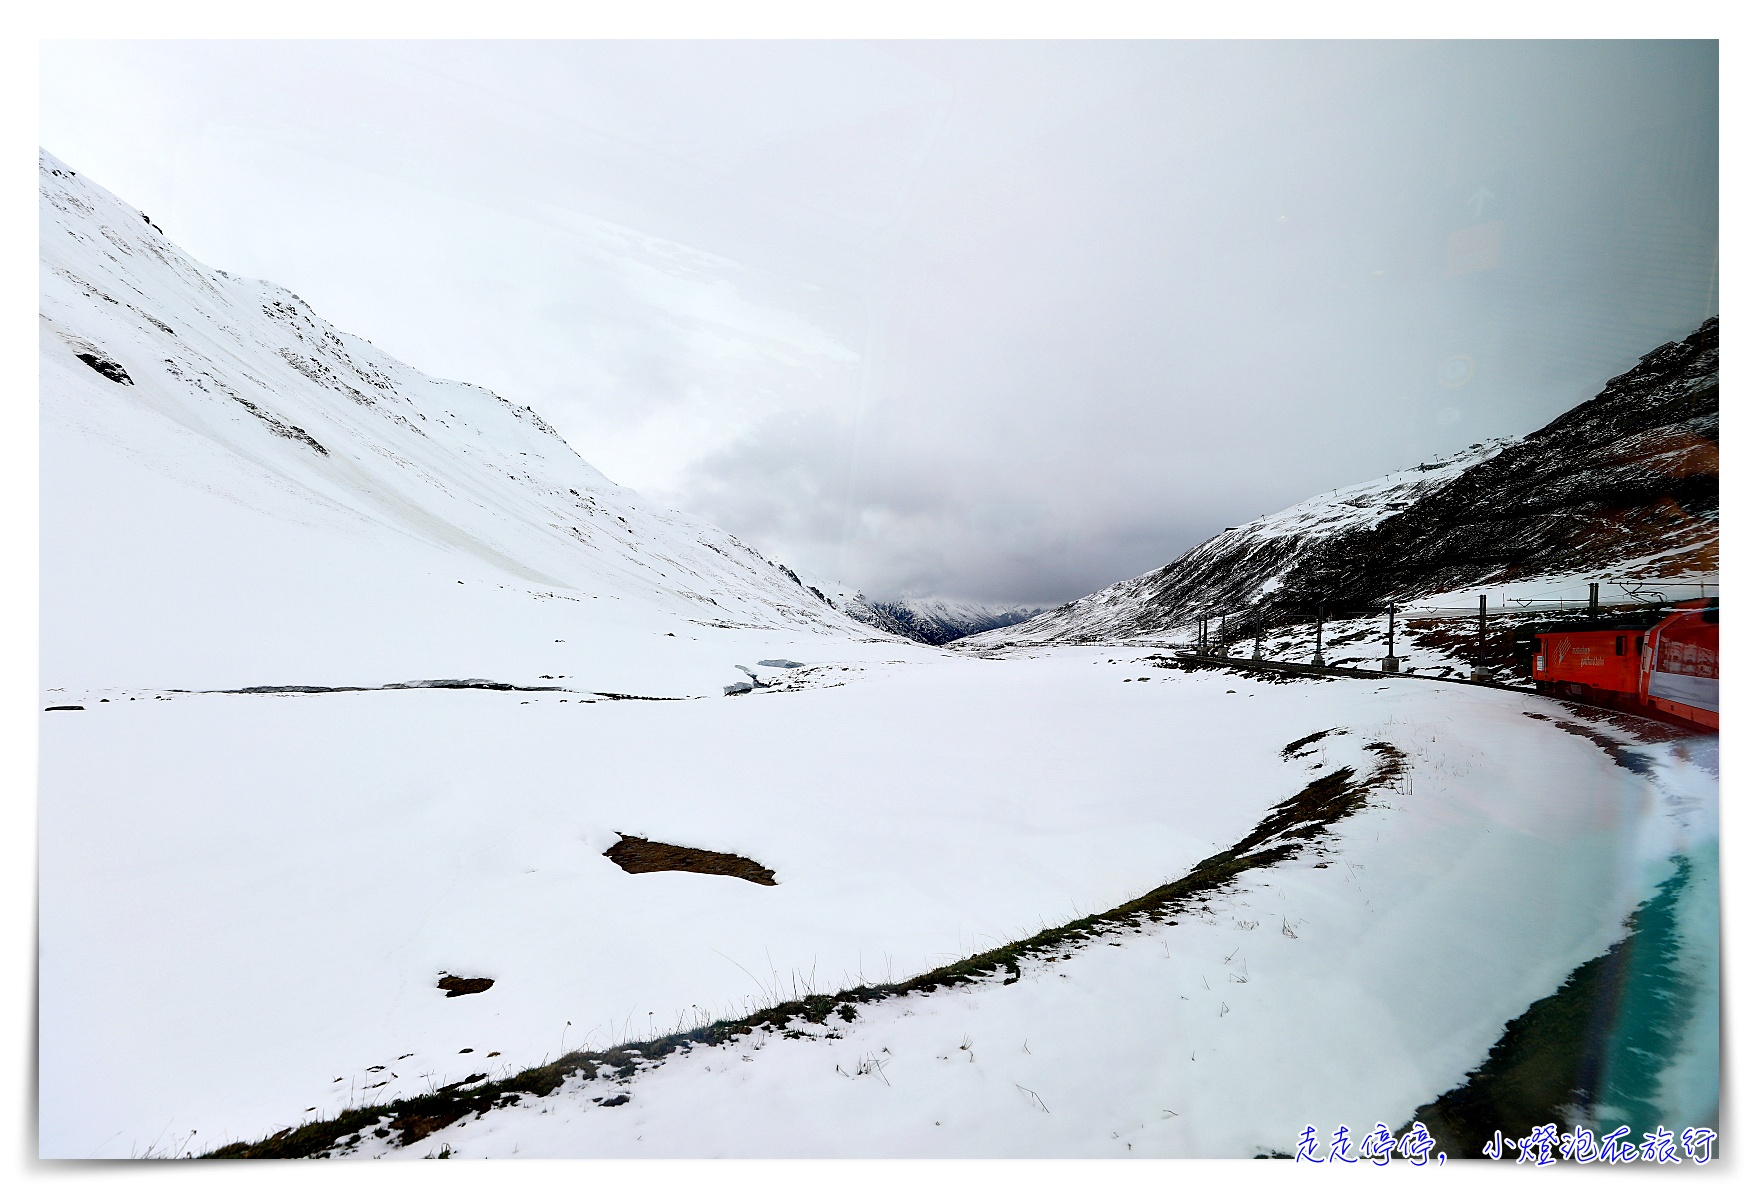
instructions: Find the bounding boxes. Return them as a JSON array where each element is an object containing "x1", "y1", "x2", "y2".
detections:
[{"x1": 1529, "y1": 598, "x2": 1718, "y2": 731}]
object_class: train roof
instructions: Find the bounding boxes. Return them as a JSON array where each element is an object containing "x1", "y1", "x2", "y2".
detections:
[
  {"x1": 1518, "y1": 597, "x2": 1716, "y2": 638},
  {"x1": 1526, "y1": 623, "x2": 1654, "y2": 638}
]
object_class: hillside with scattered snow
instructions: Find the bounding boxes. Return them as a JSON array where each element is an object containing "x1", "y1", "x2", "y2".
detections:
[
  {"x1": 972, "y1": 321, "x2": 1718, "y2": 649},
  {"x1": 971, "y1": 439, "x2": 1510, "y2": 647}
]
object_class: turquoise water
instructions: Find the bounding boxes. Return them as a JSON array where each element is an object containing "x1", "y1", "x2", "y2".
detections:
[
  {"x1": 1410, "y1": 735, "x2": 1719, "y2": 1157},
  {"x1": 1589, "y1": 841, "x2": 1720, "y2": 1134}
]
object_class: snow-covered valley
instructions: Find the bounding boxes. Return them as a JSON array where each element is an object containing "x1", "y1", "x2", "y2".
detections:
[{"x1": 36, "y1": 150, "x2": 1719, "y2": 1161}]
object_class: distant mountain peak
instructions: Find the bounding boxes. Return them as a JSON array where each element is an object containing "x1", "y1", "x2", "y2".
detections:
[
  {"x1": 765, "y1": 565, "x2": 1043, "y2": 645},
  {"x1": 864, "y1": 595, "x2": 1046, "y2": 645}
]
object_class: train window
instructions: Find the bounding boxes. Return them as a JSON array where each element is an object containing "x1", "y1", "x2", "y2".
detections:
[{"x1": 1615, "y1": 635, "x2": 1627, "y2": 656}]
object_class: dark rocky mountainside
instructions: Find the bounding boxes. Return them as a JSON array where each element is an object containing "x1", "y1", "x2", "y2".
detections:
[
  {"x1": 1296, "y1": 318, "x2": 1719, "y2": 610},
  {"x1": 973, "y1": 319, "x2": 1718, "y2": 647}
]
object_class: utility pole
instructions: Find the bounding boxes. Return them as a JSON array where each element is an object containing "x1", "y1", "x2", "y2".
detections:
[
  {"x1": 1252, "y1": 620, "x2": 1263, "y2": 661},
  {"x1": 1471, "y1": 594, "x2": 1489, "y2": 682},
  {"x1": 1588, "y1": 582, "x2": 1600, "y2": 618},
  {"x1": 1381, "y1": 605, "x2": 1399, "y2": 673},
  {"x1": 1311, "y1": 607, "x2": 1325, "y2": 668}
]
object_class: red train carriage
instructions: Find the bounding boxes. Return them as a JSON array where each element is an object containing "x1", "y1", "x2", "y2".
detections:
[
  {"x1": 1641, "y1": 600, "x2": 1719, "y2": 730},
  {"x1": 1529, "y1": 598, "x2": 1717, "y2": 732},
  {"x1": 1531, "y1": 627, "x2": 1643, "y2": 697}
]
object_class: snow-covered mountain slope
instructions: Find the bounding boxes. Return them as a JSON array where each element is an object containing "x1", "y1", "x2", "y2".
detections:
[
  {"x1": 974, "y1": 320, "x2": 1718, "y2": 648},
  {"x1": 38, "y1": 149, "x2": 883, "y2": 697},
  {"x1": 773, "y1": 570, "x2": 917, "y2": 640},
  {"x1": 973, "y1": 440, "x2": 1511, "y2": 647},
  {"x1": 777, "y1": 568, "x2": 1037, "y2": 645}
]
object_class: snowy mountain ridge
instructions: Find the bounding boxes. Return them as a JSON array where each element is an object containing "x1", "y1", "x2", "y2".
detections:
[
  {"x1": 864, "y1": 595, "x2": 1046, "y2": 645},
  {"x1": 970, "y1": 438, "x2": 1512, "y2": 647},
  {"x1": 781, "y1": 566, "x2": 1041, "y2": 644},
  {"x1": 1230, "y1": 437, "x2": 1514, "y2": 549},
  {"x1": 972, "y1": 318, "x2": 1718, "y2": 649}
]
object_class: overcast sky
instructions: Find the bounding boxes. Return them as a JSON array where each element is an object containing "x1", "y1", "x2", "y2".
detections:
[{"x1": 40, "y1": 40, "x2": 1717, "y2": 606}]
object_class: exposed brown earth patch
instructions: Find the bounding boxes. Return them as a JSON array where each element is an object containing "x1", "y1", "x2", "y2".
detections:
[
  {"x1": 604, "y1": 835, "x2": 777, "y2": 886},
  {"x1": 1280, "y1": 728, "x2": 1341, "y2": 758},
  {"x1": 437, "y1": 975, "x2": 494, "y2": 998}
]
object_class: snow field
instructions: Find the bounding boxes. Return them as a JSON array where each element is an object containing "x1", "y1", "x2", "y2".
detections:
[
  {"x1": 350, "y1": 672, "x2": 1693, "y2": 1158},
  {"x1": 40, "y1": 655, "x2": 1681, "y2": 1157}
]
